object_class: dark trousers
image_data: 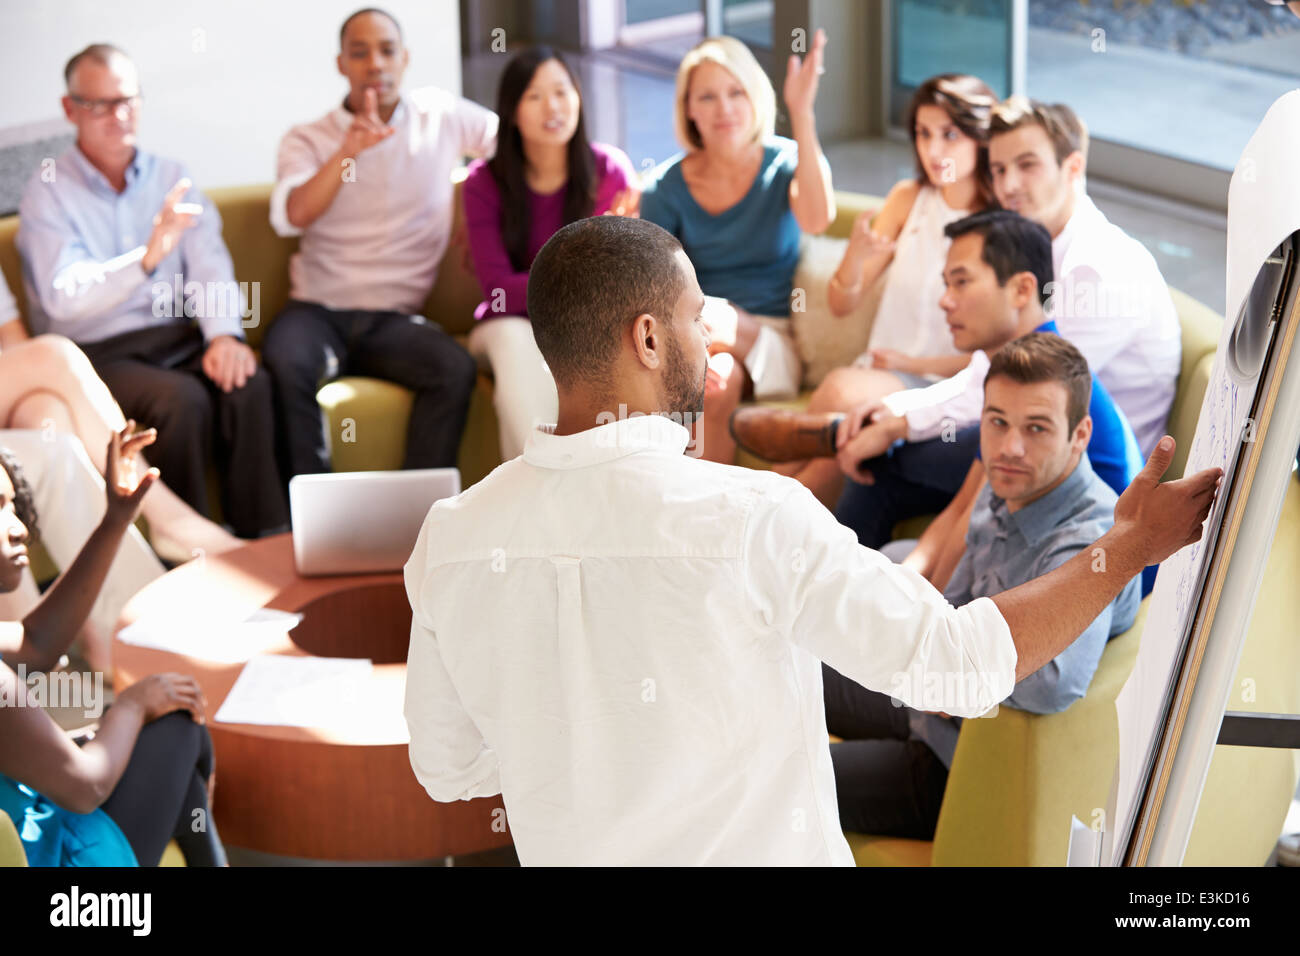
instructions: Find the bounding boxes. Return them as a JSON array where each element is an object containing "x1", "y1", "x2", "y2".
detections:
[
  {"x1": 80, "y1": 322, "x2": 288, "y2": 538},
  {"x1": 260, "y1": 301, "x2": 478, "y2": 481},
  {"x1": 98, "y1": 712, "x2": 226, "y2": 867},
  {"x1": 833, "y1": 427, "x2": 981, "y2": 549},
  {"x1": 823, "y1": 664, "x2": 950, "y2": 840}
]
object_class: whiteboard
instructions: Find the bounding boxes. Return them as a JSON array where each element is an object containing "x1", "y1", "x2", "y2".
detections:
[{"x1": 1105, "y1": 90, "x2": 1300, "y2": 865}]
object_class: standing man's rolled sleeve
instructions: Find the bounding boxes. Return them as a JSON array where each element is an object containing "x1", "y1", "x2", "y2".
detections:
[
  {"x1": 744, "y1": 481, "x2": 1018, "y2": 717},
  {"x1": 404, "y1": 524, "x2": 501, "y2": 803}
]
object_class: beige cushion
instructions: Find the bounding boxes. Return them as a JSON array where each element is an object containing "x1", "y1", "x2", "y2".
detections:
[{"x1": 790, "y1": 235, "x2": 887, "y2": 389}]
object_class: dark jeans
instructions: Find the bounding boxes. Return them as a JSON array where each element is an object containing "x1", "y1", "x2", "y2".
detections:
[
  {"x1": 98, "y1": 712, "x2": 226, "y2": 867},
  {"x1": 833, "y1": 427, "x2": 981, "y2": 549},
  {"x1": 260, "y1": 300, "x2": 478, "y2": 481},
  {"x1": 80, "y1": 322, "x2": 288, "y2": 538},
  {"x1": 823, "y1": 664, "x2": 949, "y2": 840}
]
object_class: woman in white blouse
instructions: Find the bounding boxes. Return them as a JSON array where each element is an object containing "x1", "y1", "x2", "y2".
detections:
[{"x1": 779, "y1": 74, "x2": 997, "y2": 501}]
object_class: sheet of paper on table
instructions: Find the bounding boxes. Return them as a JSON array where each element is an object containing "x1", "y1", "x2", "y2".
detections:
[
  {"x1": 117, "y1": 608, "x2": 304, "y2": 663},
  {"x1": 214, "y1": 655, "x2": 373, "y2": 728}
]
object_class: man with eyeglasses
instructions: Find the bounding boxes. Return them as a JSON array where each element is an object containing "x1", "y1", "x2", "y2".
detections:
[{"x1": 16, "y1": 44, "x2": 287, "y2": 539}]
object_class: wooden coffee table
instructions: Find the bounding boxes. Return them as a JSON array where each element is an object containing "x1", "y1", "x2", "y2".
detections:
[{"x1": 112, "y1": 534, "x2": 511, "y2": 862}]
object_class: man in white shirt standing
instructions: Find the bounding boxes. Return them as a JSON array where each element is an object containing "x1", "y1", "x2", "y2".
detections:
[
  {"x1": 402, "y1": 215, "x2": 1219, "y2": 866},
  {"x1": 263, "y1": 8, "x2": 497, "y2": 480},
  {"x1": 988, "y1": 98, "x2": 1180, "y2": 456}
]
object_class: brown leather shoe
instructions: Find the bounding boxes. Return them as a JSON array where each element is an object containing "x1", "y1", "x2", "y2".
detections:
[{"x1": 728, "y1": 407, "x2": 844, "y2": 462}]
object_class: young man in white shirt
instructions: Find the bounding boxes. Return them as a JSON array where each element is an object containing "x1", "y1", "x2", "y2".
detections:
[
  {"x1": 262, "y1": 8, "x2": 498, "y2": 480},
  {"x1": 402, "y1": 215, "x2": 1220, "y2": 866},
  {"x1": 988, "y1": 97, "x2": 1180, "y2": 456}
]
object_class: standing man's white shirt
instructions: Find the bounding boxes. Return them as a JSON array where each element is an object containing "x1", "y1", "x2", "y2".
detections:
[
  {"x1": 1049, "y1": 194, "x2": 1180, "y2": 455},
  {"x1": 403, "y1": 416, "x2": 1018, "y2": 866},
  {"x1": 269, "y1": 86, "x2": 497, "y2": 314}
]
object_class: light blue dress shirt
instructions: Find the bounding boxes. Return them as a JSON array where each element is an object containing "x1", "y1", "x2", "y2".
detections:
[
  {"x1": 910, "y1": 454, "x2": 1142, "y2": 767},
  {"x1": 16, "y1": 146, "x2": 244, "y2": 344}
]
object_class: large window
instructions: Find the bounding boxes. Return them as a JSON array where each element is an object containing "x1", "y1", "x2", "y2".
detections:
[
  {"x1": 889, "y1": 0, "x2": 1300, "y2": 203},
  {"x1": 1025, "y1": 0, "x2": 1300, "y2": 172}
]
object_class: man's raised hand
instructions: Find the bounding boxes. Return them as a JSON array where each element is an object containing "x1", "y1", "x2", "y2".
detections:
[
  {"x1": 142, "y1": 179, "x2": 202, "y2": 273},
  {"x1": 340, "y1": 87, "x2": 395, "y2": 159}
]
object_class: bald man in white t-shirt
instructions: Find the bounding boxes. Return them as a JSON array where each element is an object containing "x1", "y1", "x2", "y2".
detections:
[{"x1": 262, "y1": 8, "x2": 497, "y2": 482}]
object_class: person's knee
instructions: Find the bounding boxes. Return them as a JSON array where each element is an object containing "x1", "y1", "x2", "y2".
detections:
[
  {"x1": 154, "y1": 375, "x2": 213, "y2": 431},
  {"x1": 227, "y1": 363, "x2": 274, "y2": 409},
  {"x1": 448, "y1": 344, "x2": 478, "y2": 394},
  {"x1": 29, "y1": 334, "x2": 96, "y2": 381},
  {"x1": 138, "y1": 710, "x2": 202, "y2": 757},
  {"x1": 704, "y1": 354, "x2": 744, "y2": 413},
  {"x1": 809, "y1": 367, "x2": 862, "y2": 413},
  {"x1": 262, "y1": 316, "x2": 332, "y2": 384}
]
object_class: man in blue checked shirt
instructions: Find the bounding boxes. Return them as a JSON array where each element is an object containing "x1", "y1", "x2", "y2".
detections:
[
  {"x1": 823, "y1": 332, "x2": 1142, "y2": 840},
  {"x1": 16, "y1": 44, "x2": 286, "y2": 538}
]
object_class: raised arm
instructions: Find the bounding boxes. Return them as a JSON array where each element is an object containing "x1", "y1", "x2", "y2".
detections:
[
  {"x1": 279, "y1": 88, "x2": 395, "y2": 233},
  {"x1": 784, "y1": 28, "x2": 835, "y2": 235},
  {"x1": 827, "y1": 180, "x2": 917, "y2": 317},
  {"x1": 18, "y1": 178, "x2": 197, "y2": 330},
  {"x1": 6, "y1": 424, "x2": 157, "y2": 673}
]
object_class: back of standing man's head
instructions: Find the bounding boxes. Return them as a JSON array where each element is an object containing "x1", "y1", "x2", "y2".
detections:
[{"x1": 528, "y1": 217, "x2": 686, "y2": 393}]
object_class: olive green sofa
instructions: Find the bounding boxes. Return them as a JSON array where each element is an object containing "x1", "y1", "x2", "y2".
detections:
[{"x1": 1, "y1": 183, "x2": 1295, "y2": 868}]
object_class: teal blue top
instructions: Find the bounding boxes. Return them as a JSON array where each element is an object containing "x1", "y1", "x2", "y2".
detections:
[
  {"x1": 0, "y1": 774, "x2": 137, "y2": 866},
  {"x1": 640, "y1": 136, "x2": 803, "y2": 317},
  {"x1": 0, "y1": 649, "x2": 137, "y2": 866}
]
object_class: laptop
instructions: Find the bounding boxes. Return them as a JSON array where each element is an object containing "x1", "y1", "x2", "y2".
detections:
[{"x1": 289, "y1": 468, "x2": 461, "y2": 576}]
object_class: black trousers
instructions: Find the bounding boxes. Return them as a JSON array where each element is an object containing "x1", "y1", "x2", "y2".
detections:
[
  {"x1": 98, "y1": 712, "x2": 226, "y2": 867},
  {"x1": 822, "y1": 663, "x2": 950, "y2": 840},
  {"x1": 80, "y1": 322, "x2": 288, "y2": 538},
  {"x1": 260, "y1": 300, "x2": 478, "y2": 481},
  {"x1": 833, "y1": 427, "x2": 981, "y2": 549}
]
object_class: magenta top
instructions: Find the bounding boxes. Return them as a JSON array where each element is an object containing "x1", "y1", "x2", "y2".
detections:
[{"x1": 463, "y1": 142, "x2": 637, "y2": 319}]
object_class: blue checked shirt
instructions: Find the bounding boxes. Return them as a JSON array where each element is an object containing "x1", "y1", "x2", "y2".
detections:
[
  {"x1": 910, "y1": 454, "x2": 1142, "y2": 767},
  {"x1": 16, "y1": 146, "x2": 244, "y2": 344}
]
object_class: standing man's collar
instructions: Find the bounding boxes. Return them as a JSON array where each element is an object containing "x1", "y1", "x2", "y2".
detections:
[{"x1": 524, "y1": 415, "x2": 692, "y2": 469}]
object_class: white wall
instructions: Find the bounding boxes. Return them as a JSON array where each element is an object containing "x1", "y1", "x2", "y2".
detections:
[{"x1": 0, "y1": 0, "x2": 464, "y2": 188}]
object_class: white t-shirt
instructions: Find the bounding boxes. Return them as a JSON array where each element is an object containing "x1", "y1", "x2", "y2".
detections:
[
  {"x1": 270, "y1": 87, "x2": 497, "y2": 314},
  {"x1": 1048, "y1": 195, "x2": 1181, "y2": 455}
]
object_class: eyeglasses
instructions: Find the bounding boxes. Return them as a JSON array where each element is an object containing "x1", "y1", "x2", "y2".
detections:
[{"x1": 69, "y1": 93, "x2": 142, "y2": 117}]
